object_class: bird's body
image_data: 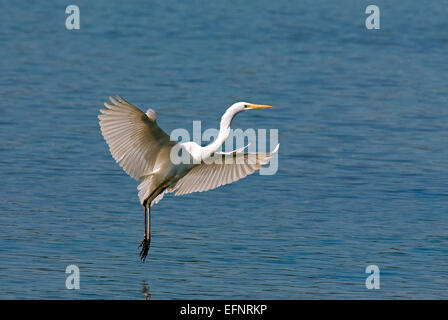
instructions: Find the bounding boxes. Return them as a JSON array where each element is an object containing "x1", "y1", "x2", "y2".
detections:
[{"x1": 99, "y1": 96, "x2": 278, "y2": 261}]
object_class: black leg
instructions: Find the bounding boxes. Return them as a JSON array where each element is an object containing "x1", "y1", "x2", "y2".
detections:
[
  {"x1": 143, "y1": 205, "x2": 147, "y2": 238},
  {"x1": 147, "y1": 205, "x2": 151, "y2": 242},
  {"x1": 139, "y1": 203, "x2": 151, "y2": 262}
]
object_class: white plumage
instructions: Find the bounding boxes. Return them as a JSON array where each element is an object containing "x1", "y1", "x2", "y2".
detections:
[{"x1": 98, "y1": 95, "x2": 279, "y2": 261}]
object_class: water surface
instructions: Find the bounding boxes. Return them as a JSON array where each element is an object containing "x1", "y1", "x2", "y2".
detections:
[{"x1": 0, "y1": 0, "x2": 447, "y2": 299}]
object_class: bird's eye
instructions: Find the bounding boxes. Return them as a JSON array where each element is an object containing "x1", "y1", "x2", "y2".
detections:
[{"x1": 244, "y1": 104, "x2": 249, "y2": 108}]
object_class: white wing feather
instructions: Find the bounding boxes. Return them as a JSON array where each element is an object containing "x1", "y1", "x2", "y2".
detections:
[
  {"x1": 216, "y1": 143, "x2": 250, "y2": 155},
  {"x1": 98, "y1": 95, "x2": 174, "y2": 181},
  {"x1": 173, "y1": 145, "x2": 279, "y2": 196}
]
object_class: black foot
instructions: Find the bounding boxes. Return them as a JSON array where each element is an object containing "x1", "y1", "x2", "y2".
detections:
[{"x1": 139, "y1": 237, "x2": 151, "y2": 262}]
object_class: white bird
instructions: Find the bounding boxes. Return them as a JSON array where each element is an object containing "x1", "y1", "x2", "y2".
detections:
[{"x1": 98, "y1": 96, "x2": 279, "y2": 261}]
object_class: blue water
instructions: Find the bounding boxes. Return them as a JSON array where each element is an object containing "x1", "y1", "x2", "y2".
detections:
[{"x1": 1, "y1": 0, "x2": 447, "y2": 299}]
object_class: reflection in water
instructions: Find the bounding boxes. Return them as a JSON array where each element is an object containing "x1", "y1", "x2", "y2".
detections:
[{"x1": 142, "y1": 281, "x2": 152, "y2": 300}]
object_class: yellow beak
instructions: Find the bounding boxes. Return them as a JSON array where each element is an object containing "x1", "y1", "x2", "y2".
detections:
[{"x1": 248, "y1": 104, "x2": 273, "y2": 109}]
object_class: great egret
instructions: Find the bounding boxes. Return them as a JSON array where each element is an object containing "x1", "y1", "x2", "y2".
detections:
[{"x1": 98, "y1": 96, "x2": 279, "y2": 261}]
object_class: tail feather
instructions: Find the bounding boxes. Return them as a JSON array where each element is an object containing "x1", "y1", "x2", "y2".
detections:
[{"x1": 137, "y1": 178, "x2": 152, "y2": 205}]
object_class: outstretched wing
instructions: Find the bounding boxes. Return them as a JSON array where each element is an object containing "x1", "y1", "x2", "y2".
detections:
[
  {"x1": 172, "y1": 145, "x2": 279, "y2": 196},
  {"x1": 98, "y1": 95, "x2": 174, "y2": 181}
]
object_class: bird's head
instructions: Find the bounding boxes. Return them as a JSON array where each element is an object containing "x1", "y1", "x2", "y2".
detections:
[
  {"x1": 220, "y1": 101, "x2": 274, "y2": 129},
  {"x1": 232, "y1": 101, "x2": 274, "y2": 112}
]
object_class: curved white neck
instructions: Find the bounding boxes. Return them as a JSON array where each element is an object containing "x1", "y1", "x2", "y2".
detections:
[{"x1": 200, "y1": 106, "x2": 240, "y2": 159}]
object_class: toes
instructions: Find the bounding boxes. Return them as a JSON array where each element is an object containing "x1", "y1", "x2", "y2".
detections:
[{"x1": 138, "y1": 237, "x2": 151, "y2": 262}]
